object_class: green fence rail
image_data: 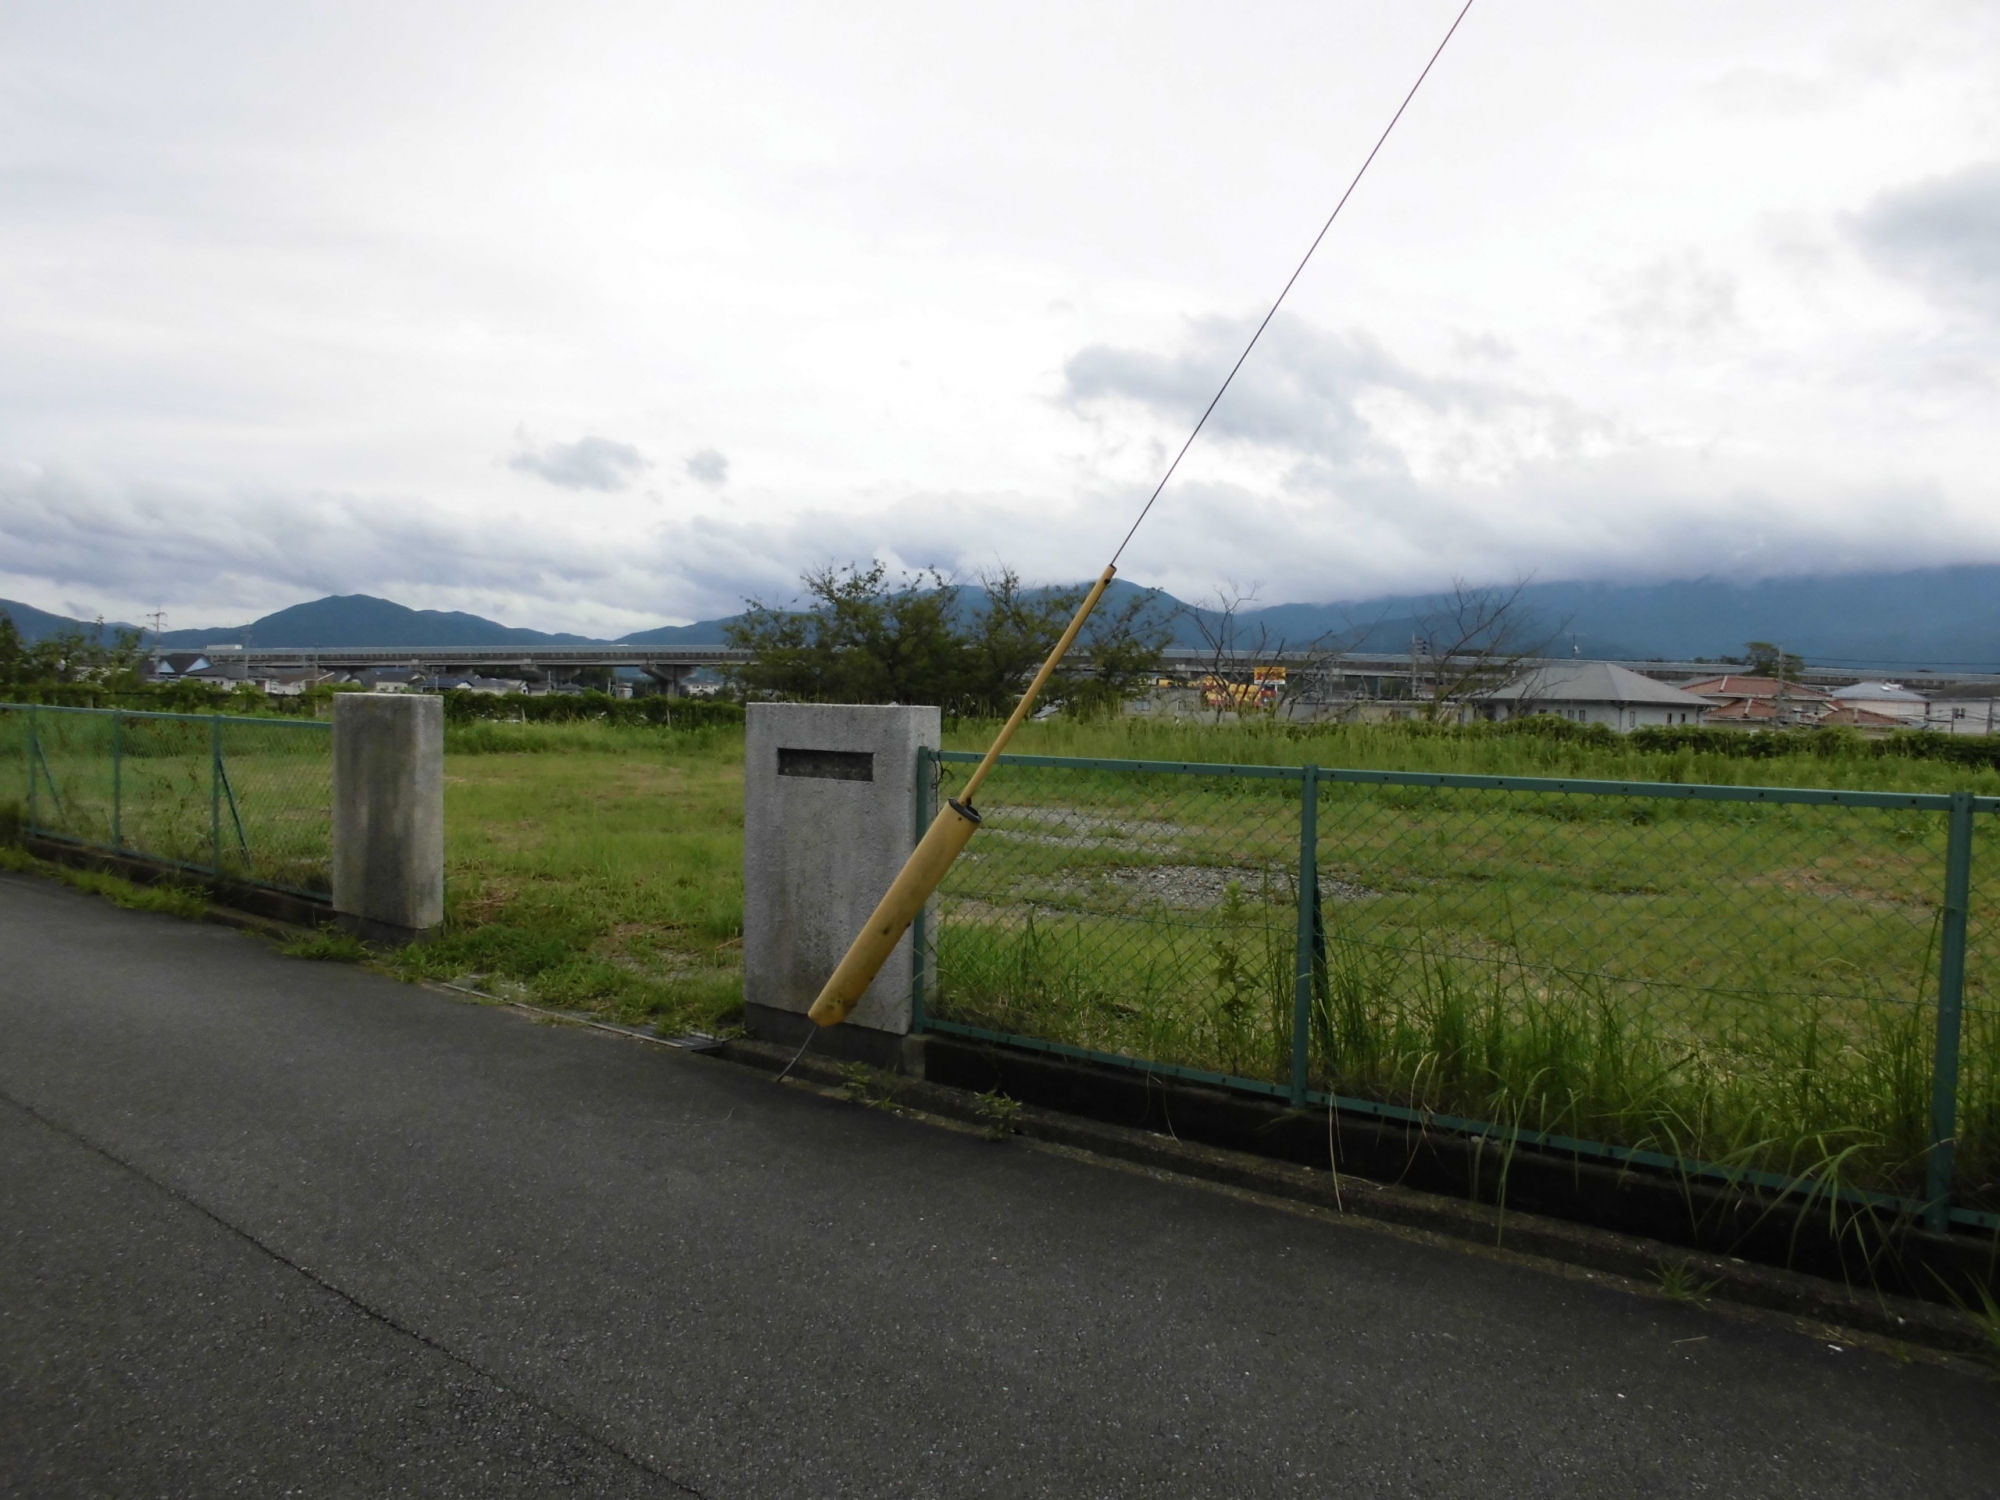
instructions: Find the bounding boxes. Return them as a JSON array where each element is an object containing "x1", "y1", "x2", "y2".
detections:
[
  {"x1": 918, "y1": 749, "x2": 2000, "y2": 1235},
  {"x1": 0, "y1": 703, "x2": 333, "y2": 900}
]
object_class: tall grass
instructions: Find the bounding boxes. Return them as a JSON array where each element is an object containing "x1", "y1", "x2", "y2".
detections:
[{"x1": 935, "y1": 906, "x2": 1949, "y2": 1202}]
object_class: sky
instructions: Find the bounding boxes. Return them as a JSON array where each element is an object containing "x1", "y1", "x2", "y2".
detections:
[{"x1": 2, "y1": 0, "x2": 1997, "y2": 636}]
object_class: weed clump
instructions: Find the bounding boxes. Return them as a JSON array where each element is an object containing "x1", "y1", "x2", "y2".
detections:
[
  {"x1": 976, "y1": 1090, "x2": 1023, "y2": 1140},
  {"x1": 281, "y1": 927, "x2": 370, "y2": 963},
  {"x1": 1652, "y1": 1258, "x2": 1720, "y2": 1306}
]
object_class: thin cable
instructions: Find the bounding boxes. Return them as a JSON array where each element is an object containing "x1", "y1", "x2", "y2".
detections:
[
  {"x1": 775, "y1": 1024, "x2": 817, "y2": 1082},
  {"x1": 1109, "y1": 0, "x2": 1478, "y2": 566}
]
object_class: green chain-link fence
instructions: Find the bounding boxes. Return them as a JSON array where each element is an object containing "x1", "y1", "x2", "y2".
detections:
[
  {"x1": 0, "y1": 704, "x2": 333, "y2": 899},
  {"x1": 920, "y1": 750, "x2": 1999, "y2": 1233}
]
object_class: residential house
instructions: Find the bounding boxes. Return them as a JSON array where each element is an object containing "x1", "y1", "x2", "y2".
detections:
[
  {"x1": 1920, "y1": 684, "x2": 2000, "y2": 737},
  {"x1": 148, "y1": 651, "x2": 214, "y2": 681},
  {"x1": 1473, "y1": 662, "x2": 1710, "y2": 731},
  {"x1": 1829, "y1": 681, "x2": 1928, "y2": 725},
  {"x1": 435, "y1": 674, "x2": 528, "y2": 695},
  {"x1": 264, "y1": 669, "x2": 337, "y2": 697},
  {"x1": 1678, "y1": 674, "x2": 1834, "y2": 728}
]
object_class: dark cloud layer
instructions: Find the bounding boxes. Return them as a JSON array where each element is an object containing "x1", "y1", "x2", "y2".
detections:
[
  {"x1": 507, "y1": 436, "x2": 649, "y2": 491},
  {"x1": 1850, "y1": 161, "x2": 2000, "y2": 318}
]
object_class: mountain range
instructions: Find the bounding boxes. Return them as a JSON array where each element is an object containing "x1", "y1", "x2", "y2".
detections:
[{"x1": 6, "y1": 563, "x2": 2000, "y2": 671}]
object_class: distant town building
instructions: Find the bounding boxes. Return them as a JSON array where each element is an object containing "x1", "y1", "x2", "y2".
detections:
[
  {"x1": 343, "y1": 667, "x2": 428, "y2": 693},
  {"x1": 1679, "y1": 674, "x2": 1835, "y2": 727},
  {"x1": 1922, "y1": 685, "x2": 2000, "y2": 737},
  {"x1": 1829, "y1": 681, "x2": 1928, "y2": 724},
  {"x1": 1473, "y1": 662, "x2": 1709, "y2": 731}
]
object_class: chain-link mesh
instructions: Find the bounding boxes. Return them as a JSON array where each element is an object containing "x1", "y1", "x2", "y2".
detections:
[
  {"x1": 930, "y1": 758, "x2": 1304, "y2": 1086},
  {"x1": 927, "y1": 752, "x2": 1997, "y2": 1214},
  {"x1": 0, "y1": 705, "x2": 332, "y2": 897},
  {"x1": 215, "y1": 717, "x2": 334, "y2": 894},
  {"x1": 1312, "y1": 779, "x2": 1950, "y2": 1203}
]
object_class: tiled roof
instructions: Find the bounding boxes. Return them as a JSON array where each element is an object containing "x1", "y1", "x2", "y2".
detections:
[
  {"x1": 1822, "y1": 704, "x2": 1910, "y2": 728},
  {"x1": 1679, "y1": 675, "x2": 1833, "y2": 701},
  {"x1": 1705, "y1": 698, "x2": 1778, "y2": 720}
]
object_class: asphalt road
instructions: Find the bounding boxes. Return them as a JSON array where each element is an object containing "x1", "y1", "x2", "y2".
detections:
[{"x1": 3, "y1": 869, "x2": 1997, "y2": 1498}]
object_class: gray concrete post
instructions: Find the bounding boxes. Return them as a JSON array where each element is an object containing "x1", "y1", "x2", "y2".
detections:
[
  {"x1": 743, "y1": 703, "x2": 940, "y2": 1060},
  {"x1": 332, "y1": 693, "x2": 445, "y2": 941}
]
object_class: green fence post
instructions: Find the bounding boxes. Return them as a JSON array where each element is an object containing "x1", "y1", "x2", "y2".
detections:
[
  {"x1": 1926, "y1": 789, "x2": 1975, "y2": 1232},
  {"x1": 1291, "y1": 765, "x2": 1319, "y2": 1108},
  {"x1": 26, "y1": 710, "x2": 39, "y2": 835},
  {"x1": 911, "y1": 744, "x2": 930, "y2": 1034},
  {"x1": 210, "y1": 715, "x2": 223, "y2": 877},
  {"x1": 112, "y1": 708, "x2": 124, "y2": 849}
]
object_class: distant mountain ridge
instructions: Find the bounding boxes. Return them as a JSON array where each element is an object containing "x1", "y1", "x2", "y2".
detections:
[
  {"x1": 5, "y1": 563, "x2": 2000, "y2": 669},
  {"x1": 152, "y1": 594, "x2": 602, "y2": 649}
]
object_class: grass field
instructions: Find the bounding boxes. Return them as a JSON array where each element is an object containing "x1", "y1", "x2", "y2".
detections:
[
  {"x1": 8, "y1": 705, "x2": 1999, "y2": 1209},
  {"x1": 382, "y1": 721, "x2": 747, "y2": 1031}
]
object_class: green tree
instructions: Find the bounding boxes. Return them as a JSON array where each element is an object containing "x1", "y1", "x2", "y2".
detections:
[
  {"x1": 0, "y1": 614, "x2": 24, "y2": 689},
  {"x1": 955, "y1": 567, "x2": 1083, "y2": 716},
  {"x1": 727, "y1": 563, "x2": 970, "y2": 705},
  {"x1": 0, "y1": 615, "x2": 148, "y2": 702},
  {"x1": 1744, "y1": 641, "x2": 1805, "y2": 680},
  {"x1": 1057, "y1": 585, "x2": 1175, "y2": 718},
  {"x1": 725, "y1": 561, "x2": 1169, "y2": 715}
]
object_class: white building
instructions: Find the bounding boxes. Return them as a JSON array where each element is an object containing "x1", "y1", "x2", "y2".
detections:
[
  {"x1": 1922, "y1": 686, "x2": 2000, "y2": 736},
  {"x1": 1475, "y1": 662, "x2": 1710, "y2": 732},
  {"x1": 1829, "y1": 681, "x2": 1928, "y2": 724}
]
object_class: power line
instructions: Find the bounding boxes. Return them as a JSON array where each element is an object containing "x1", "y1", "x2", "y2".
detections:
[{"x1": 1109, "y1": 0, "x2": 1479, "y2": 567}]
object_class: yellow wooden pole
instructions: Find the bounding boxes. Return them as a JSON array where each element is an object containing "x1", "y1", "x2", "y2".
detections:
[{"x1": 806, "y1": 564, "x2": 1117, "y2": 1027}]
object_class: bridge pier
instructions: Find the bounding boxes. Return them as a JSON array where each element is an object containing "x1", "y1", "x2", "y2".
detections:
[{"x1": 642, "y1": 665, "x2": 691, "y2": 697}]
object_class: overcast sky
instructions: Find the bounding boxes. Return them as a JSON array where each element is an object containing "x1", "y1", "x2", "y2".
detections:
[{"x1": 3, "y1": 1, "x2": 1997, "y2": 634}]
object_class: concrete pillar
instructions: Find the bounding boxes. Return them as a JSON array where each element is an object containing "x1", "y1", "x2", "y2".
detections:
[
  {"x1": 743, "y1": 703, "x2": 939, "y2": 1062},
  {"x1": 642, "y1": 664, "x2": 690, "y2": 697},
  {"x1": 332, "y1": 692, "x2": 444, "y2": 941}
]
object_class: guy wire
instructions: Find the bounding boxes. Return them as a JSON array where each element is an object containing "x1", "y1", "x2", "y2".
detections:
[
  {"x1": 1109, "y1": 0, "x2": 1478, "y2": 567},
  {"x1": 776, "y1": 1024, "x2": 818, "y2": 1082}
]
